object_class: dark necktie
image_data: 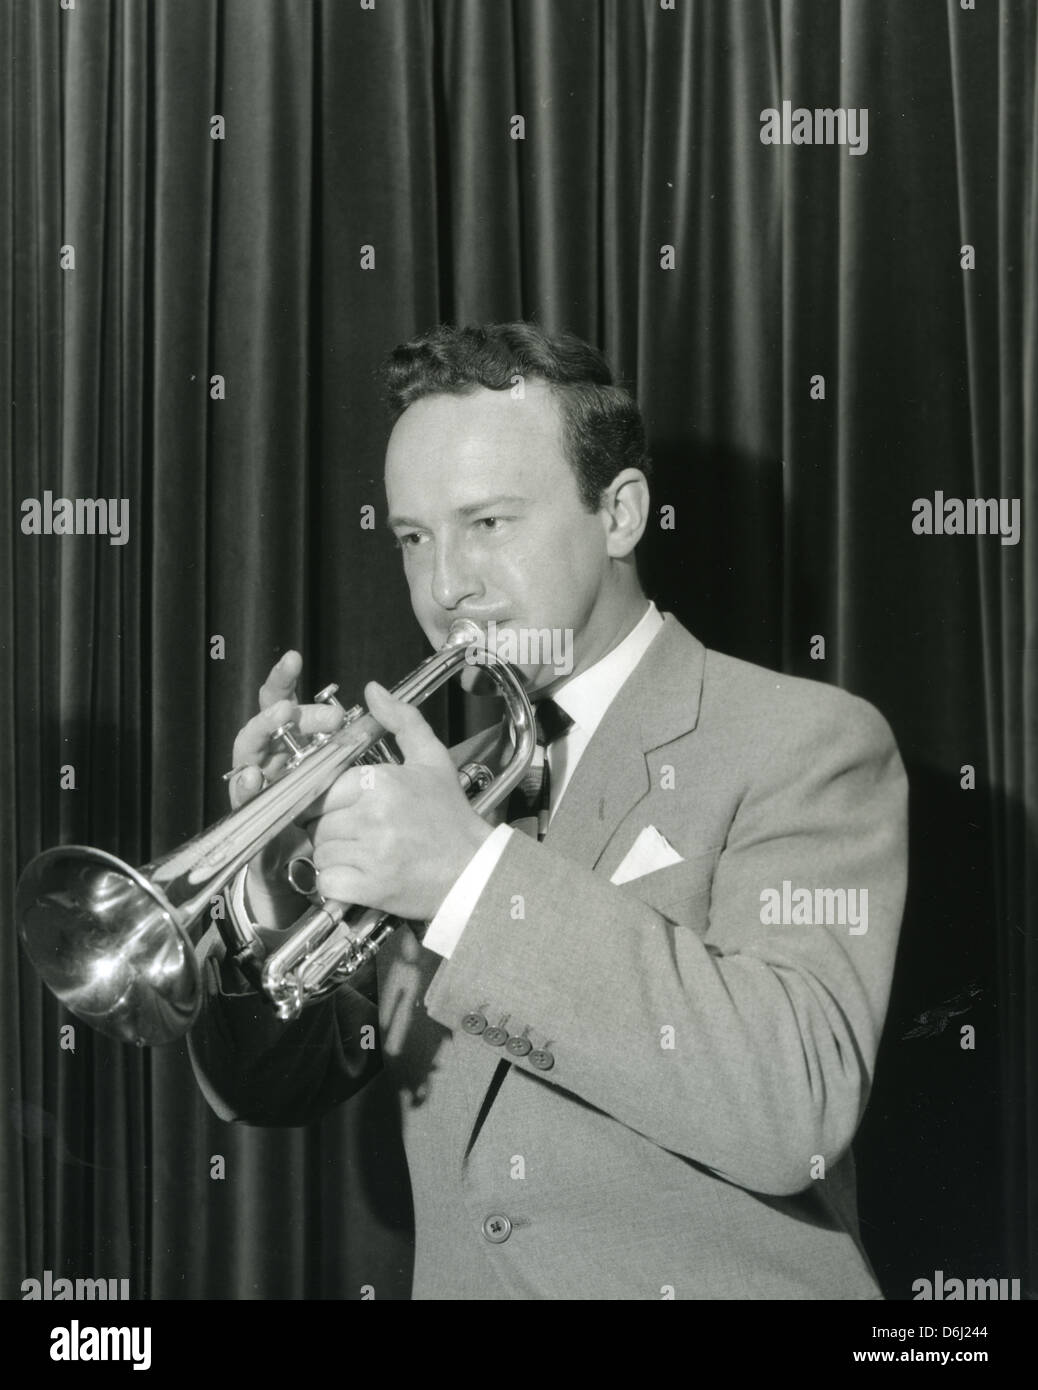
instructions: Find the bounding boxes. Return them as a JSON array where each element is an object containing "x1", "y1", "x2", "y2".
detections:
[{"x1": 505, "y1": 698, "x2": 574, "y2": 841}]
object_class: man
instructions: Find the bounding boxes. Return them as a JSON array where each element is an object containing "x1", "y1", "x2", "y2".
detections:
[{"x1": 190, "y1": 322, "x2": 908, "y2": 1300}]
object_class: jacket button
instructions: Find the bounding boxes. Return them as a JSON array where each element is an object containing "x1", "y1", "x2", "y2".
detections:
[
  {"x1": 529, "y1": 1049, "x2": 555, "y2": 1071},
  {"x1": 505, "y1": 1036, "x2": 532, "y2": 1057},
  {"x1": 481, "y1": 1214, "x2": 513, "y2": 1243},
  {"x1": 483, "y1": 1026, "x2": 509, "y2": 1046},
  {"x1": 461, "y1": 1013, "x2": 487, "y2": 1035}
]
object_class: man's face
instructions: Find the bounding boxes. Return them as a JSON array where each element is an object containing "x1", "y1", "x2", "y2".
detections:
[{"x1": 385, "y1": 383, "x2": 620, "y2": 695}]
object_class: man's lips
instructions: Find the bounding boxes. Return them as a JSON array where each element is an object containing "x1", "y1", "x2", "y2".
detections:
[
  {"x1": 453, "y1": 614, "x2": 512, "y2": 628},
  {"x1": 440, "y1": 617, "x2": 513, "y2": 644}
]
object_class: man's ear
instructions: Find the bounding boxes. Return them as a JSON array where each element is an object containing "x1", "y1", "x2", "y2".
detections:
[{"x1": 600, "y1": 469, "x2": 650, "y2": 557}]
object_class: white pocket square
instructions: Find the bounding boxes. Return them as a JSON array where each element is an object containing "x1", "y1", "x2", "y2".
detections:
[{"x1": 610, "y1": 825, "x2": 685, "y2": 885}]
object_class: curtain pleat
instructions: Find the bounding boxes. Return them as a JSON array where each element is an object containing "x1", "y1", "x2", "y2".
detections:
[{"x1": 2, "y1": 0, "x2": 1035, "y2": 1300}]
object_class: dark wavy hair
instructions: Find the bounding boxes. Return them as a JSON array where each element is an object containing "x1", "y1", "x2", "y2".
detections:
[{"x1": 379, "y1": 322, "x2": 651, "y2": 511}]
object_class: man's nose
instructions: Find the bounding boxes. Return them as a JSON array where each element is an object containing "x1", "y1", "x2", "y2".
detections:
[{"x1": 430, "y1": 540, "x2": 483, "y2": 610}]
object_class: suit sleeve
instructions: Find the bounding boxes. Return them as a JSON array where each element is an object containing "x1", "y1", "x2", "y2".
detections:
[
  {"x1": 422, "y1": 693, "x2": 908, "y2": 1197},
  {"x1": 187, "y1": 926, "x2": 382, "y2": 1127}
]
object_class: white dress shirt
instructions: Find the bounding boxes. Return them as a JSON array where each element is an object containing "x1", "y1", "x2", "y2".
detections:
[{"x1": 423, "y1": 601, "x2": 664, "y2": 958}]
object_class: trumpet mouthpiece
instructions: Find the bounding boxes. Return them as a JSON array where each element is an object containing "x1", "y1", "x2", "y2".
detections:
[{"x1": 444, "y1": 618, "x2": 485, "y2": 650}]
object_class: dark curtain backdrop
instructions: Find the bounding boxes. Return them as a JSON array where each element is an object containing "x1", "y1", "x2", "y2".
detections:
[{"x1": 2, "y1": 0, "x2": 1035, "y2": 1301}]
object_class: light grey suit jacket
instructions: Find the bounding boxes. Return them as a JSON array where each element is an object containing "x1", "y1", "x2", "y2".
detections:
[{"x1": 190, "y1": 614, "x2": 909, "y2": 1300}]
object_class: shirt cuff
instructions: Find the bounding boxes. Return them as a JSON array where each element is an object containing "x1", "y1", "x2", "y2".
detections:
[{"x1": 422, "y1": 823, "x2": 514, "y2": 958}]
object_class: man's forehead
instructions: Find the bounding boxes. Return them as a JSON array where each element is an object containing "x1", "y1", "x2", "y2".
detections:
[{"x1": 384, "y1": 382, "x2": 568, "y2": 497}]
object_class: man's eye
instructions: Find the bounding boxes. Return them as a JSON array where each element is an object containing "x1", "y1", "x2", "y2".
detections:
[
  {"x1": 395, "y1": 532, "x2": 425, "y2": 549},
  {"x1": 475, "y1": 516, "x2": 505, "y2": 532}
]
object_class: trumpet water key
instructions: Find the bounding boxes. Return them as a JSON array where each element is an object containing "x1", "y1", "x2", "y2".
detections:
[{"x1": 16, "y1": 620, "x2": 535, "y2": 1047}]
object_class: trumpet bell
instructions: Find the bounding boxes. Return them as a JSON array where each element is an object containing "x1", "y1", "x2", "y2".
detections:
[{"x1": 16, "y1": 846, "x2": 200, "y2": 1046}]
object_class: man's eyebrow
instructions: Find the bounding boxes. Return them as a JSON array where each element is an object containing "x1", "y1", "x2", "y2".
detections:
[{"x1": 385, "y1": 495, "x2": 530, "y2": 530}]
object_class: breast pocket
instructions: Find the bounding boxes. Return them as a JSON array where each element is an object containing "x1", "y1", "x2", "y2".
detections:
[{"x1": 614, "y1": 848, "x2": 720, "y2": 926}]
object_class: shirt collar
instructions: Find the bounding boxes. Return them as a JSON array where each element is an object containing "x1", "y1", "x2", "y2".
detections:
[{"x1": 549, "y1": 601, "x2": 663, "y2": 740}]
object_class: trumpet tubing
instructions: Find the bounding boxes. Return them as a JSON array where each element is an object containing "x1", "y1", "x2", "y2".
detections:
[{"x1": 16, "y1": 620, "x2": 535, "y2": 1047}]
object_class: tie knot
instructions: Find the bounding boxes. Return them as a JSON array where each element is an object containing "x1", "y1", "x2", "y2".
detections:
[{"x1": 535, "y1": 698, "x2": 573, "y2": 748}]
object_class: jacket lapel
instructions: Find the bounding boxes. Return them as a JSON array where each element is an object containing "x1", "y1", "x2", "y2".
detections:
[{"x1": 544, "y1": 614, "x2": 706, "y2": 870}]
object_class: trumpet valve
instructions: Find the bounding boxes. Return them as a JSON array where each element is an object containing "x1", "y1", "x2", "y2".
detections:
[
  {"x1": 458, "y1": 761, "x2": 493, "y2": 795},
  {"x1": 272, "y1": 720, "x2": 308, "y2": 762},
  {"x1": 314, "y1": 684, "x2": 361, "y2": 724}
]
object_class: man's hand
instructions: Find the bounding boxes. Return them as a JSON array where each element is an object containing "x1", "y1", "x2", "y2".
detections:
[
  {"x1": 227, "y1": 650, "x2": 342, "y2": 810},
  {"x1": 303, "y1": 681, "x2": 494, "y2": 924},
  {"x1": 227, "y1": 650, "x2": 344, "y2": 927}
]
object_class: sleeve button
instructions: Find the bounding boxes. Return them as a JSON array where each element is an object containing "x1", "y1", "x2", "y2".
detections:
[
  {"x1": 481, "y1": 1214, "x2": 513, "y2": 1243},
  {"x1": 461, "y1": 1012, "x2": 487, "y2": 1035}
]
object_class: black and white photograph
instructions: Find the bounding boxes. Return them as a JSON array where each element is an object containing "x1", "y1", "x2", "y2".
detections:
[{"x1": 2, "y1": 0, "x2": 1035, "y2": 1356}]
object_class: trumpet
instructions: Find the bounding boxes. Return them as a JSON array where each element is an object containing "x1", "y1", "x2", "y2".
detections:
[{"x1": 16, "y1": 619, "x2": 536, "y2": 1048}]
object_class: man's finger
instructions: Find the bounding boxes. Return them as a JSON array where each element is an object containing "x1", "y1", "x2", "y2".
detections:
[
  {"x1": 228, "y1": 764, "x2": 265, "y2": 810},
  {"x1": 312, "y1": 857, "x2": 371, "y2": 910},
  {"x1": 297, "y1": 768, "x2": 367, "y2": 825},
  {"x1": 308, "y1": 807, "x2": 368, "y2": 847},
  {"x1": 312, "y1": 839, "x2": 363, "y2": 870},
  {"x1": 259, "y1": 650, "x2": 303, "y2": 711},
  {"x1": 231, "y1": 698, "x2": 299, "y2": 769},
  {"x1": 364, "y1": 681, "x2": 449, "y2": 766},
  {"x1": 295, "y1": 702, "x2": 345, "y2": 740}
]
